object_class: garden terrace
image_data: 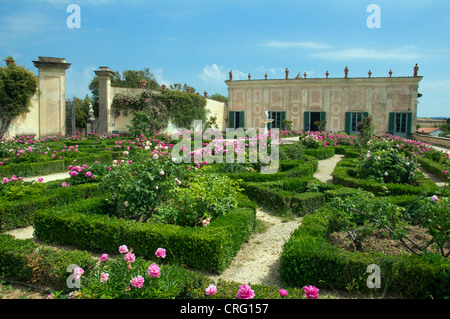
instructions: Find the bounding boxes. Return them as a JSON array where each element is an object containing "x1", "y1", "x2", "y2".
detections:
[{"x1": 1, "y1": 131, "x2": 449, "y2": 299}]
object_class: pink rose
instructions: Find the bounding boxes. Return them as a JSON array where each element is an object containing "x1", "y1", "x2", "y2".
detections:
[
  {"x1": 73, "y1": 267, "x2": 84, "y2": 280},
  {"x1": 205, "y1": 284, "x2": 217, "y2": 296},
  {"x1": 37, "y1": 177, "x2": 44, "y2": 182},
  {"x1": 99, "y1": 254, "x2": 109, "y2": 262},
  {"x1": 124, "y1": 252, "x2": 135, "y2": 262},
  {"x1": 155, "y1": 248, "x2": 166, "y2": 259},
  {"x1": 236, "y1": 284, "x2": 255, "y2": 299},
  {"x1": 119, "y1": 245, "x2": 128, "y2": 254},
  {"x1": 303, "y1": 285, "x2": 319, "y2": 299},
  {"x1": 130, "y1": 275, "x2": 144, "y2": 288},
  {"x1": 147, "y1": 263, "x2": 161, "y2": 278},
  {"x1": 431, "y1": 195, "x2": 439, "y2": 202},
  {"x1": 100, "y1": 272, "x2": 109, "y2": 283},
  {"x1": 278, "y1": 289, "x2": 289, "y2": 297}
]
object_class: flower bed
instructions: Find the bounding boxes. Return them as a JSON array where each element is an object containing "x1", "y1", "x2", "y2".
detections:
[
  {"x1": 33, "y1": 195, "x2": 257, "y2": 273},
  {"x1": 332, "y1": 159, "x2": 444, "y2": 196},
  {"x1": 279, "y1": 207, "x2": 450, "y2": 298}
]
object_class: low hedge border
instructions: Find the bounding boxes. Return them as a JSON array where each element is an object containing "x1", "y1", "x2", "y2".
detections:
[
  {"x1": 0, "y1": 152, "x2": 113, "y2": 178},
  {"x1": 279, "y1": 208, "x2": 450, "y2": 298},
  {"x1": 304, "y1": 147, "x2": 335, "y2": 160},
  {"x1": 0, "y1": 182, "x2": 106, "y2": 232},
  {"x1": 418, "y1": 157, "x2": 449, "y2": 182},
  {"x1": 33, "y1": 195, "x2": 257, "y2": 273},
  {"x1": 0, "y1": 234, "x2": 96, "y2": 291},
  {"x1": 332, "y1": 159, "x2": 445, "y2": 196}
]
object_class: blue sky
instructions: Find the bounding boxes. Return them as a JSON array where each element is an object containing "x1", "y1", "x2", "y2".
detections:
[{"x1": 1, "y1": 0, "x2": 449, "y2": 118}]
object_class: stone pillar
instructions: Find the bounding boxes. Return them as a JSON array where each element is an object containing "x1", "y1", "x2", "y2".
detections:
[
  {"x1": 94, "y1": 67, "x2": 115, "y2": 134},
  {"x1": 32, "y1": 57, "x2": 71, "y2": 138}
]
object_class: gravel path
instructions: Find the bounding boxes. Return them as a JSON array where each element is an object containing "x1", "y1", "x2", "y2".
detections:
[
  {"x1": 314, "y1": 154, "x2": 345, "y2": 183},
  {"x1": 203, "y1": 208, "x2": 302, "y2": 288}
]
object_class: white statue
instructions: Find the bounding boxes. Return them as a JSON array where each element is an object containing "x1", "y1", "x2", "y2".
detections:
[{"x1": 88, "y1": 104, "x2": 95, "y2": 120}]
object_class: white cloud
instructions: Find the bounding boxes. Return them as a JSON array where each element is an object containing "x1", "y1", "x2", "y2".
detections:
[
  {"x1": 200, "y1": 64, "x2": 228, "y2": 83},
  {"x1": 153, "y1": 68, "x2": 172, "y2": 87},
  {"x1": 261, "y1": 41, "x2": 333, "y2": 50},
  {"x1": 311, "y1": 46, "x2": 421, "y2": 60}
]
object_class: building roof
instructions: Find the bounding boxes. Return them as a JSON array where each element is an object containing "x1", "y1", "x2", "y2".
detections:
[{"x1": 417, "y1": 127, "x2": 443, "y2": 134}]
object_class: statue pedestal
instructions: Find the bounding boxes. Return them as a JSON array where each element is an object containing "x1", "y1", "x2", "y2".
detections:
[
  {"x1": 86, "y1": 118, "x2": 97, "y2": 136},
  {"x1": 261, "y1": 119, "x2": 274, "y2": 130}
]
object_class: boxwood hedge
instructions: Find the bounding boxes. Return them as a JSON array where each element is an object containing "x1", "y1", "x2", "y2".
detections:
[
  {"x1": 332, "y1": 159, "x2": 445, "y2": 196},
  {"x1": 279, "y1": 208, "x2": 450, "y2": 298},
  {"x1": 33, "y1": 195, "x2": 257, "y2": 273}
]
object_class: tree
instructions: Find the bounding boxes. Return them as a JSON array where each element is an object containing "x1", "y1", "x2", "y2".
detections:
[
  {"x1": 169, "y1": 83, "x2": 196, "y2": 93},
  {"x1": 66, "y1": 95, "x2": 92, "y2": 129},
  {"x1": 209, "y1": 93, "x2": 228, "y2": 102},
  {"x1": 0, "y1": 62, "x2": 38, "y2": 138}
]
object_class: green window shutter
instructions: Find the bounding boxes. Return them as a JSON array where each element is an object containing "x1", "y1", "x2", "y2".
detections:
[
  {"x1": 281, "y1": 112, "x2": 286, "y2": 130},
  {"x1": 320, "y1": 111, "x2": 326, "y2": 121},
  {"x1": 268, "y1": 111, "x2": 272, "y2": 130},
  {"x1": 320, "y1": 112, "x2": 326, "y2": 131},
  {"x1": 406, "y1": 112, "x2": 412, "y2": 137},
  {"x1": 363, "y1": 112, "x2": 369, "y2": 119},
  {"x1": 239, "y1": 111, "x2": 245, "y2": 128},
  {"x1": 229, "y1": 111, "x2": 235, "y2": 129},
  {"x1": 388, "y1": 112, "x2": 395, "y2": 135},
  {"x1": 345, "y1": 112, "x2": 351, "y2": 135},
  {"x1": 304, "y1": 112, "x2": 310, "y2": 131}
]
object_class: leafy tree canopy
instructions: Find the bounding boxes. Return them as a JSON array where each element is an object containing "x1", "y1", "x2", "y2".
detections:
[
  {"x1": 66, "y1": 95, "x2": 93, "y2": 129},
  {"x1": 0, "y1": 62, "x2": 38, "y2": 138}
]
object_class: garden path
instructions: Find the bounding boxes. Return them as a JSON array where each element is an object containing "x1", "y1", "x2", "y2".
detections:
[
  {"x1": 313, "y1": 154, "x2": 345, "y2": 183},
  {"x1": 202, "y1": 208, "x2": 302, "y2": 288}
]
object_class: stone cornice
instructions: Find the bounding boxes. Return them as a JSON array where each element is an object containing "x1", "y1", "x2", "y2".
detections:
[
  {"x1": 94, "y1": 66, "x2": 115, "y2": 78},
  {"x1": 32, "y1": 57, "x2": 71, "y2": 70},
  {"x1": 225, "y1": 76, "x2": 423, "y2": 87}
]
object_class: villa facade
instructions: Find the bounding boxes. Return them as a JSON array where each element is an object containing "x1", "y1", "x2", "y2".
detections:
[{"x1": 225, "y1": 66, "x2": 423, "y2": 137}]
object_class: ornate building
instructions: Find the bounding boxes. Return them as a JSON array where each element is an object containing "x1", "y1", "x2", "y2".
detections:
[{"x1": 226, "y1": 65, "x2": 422, "y2": 137}]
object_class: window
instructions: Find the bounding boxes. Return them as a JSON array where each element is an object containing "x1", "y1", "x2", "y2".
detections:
[
  {"x1": 345, "y1": 112, "x2": 369, "y2": 135},
  {"x1": 351, "y1": 113, "x2": 363, "y2": 133},
  {"x1": 228, "y1": 111, "x2": 245, "y2": 129},
  {"x1": 388, "y1": 112, "x2": 412, "y2": 137},
  {"x1": 269, "y1": 111, "x2": 286, "y2": 129}
]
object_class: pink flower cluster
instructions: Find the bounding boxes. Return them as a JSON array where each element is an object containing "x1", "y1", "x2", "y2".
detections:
[
  {"x1": 2, "y1": 175, "x2": 23, "y2": 184},
  {"x1": 68, "y1": 164, "x2": 96, "y2": 179},
  {"x1": 303, "y1": 285, "x2": 319, "y2": 299},
  {"x1": 114, "y1": 245, "x2": 163, "y2": 290},
  {"x1": 236, "y1": 284, "x2": 255, "y2": 299}
]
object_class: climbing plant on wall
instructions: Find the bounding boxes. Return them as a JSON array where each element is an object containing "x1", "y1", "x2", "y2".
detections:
[{"x1": 111, "y1": 89, "x2": 207, "y2": 136}]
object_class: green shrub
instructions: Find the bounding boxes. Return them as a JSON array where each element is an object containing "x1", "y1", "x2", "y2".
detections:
[
  {"x1": 418, "y1": 157, "x2": 449, "y2": 182},
  {"x1": 0, "y1": 234, "x2": 96, "y2": 290},
  {"x1": 33, "y1": 196, "x2": 257, "y2": 273},
  {"x1": 332, "y1": 161, "x2": 443, "y2": 196},
  {"x1": 0, "y1": 182, "x2": 106, "y2": 231},
  {"x1": 0, "y1": 160, "x2": 65, "y2": 177},
  {"x1": 304, "y1": 147, "x2": 335, "y2": 160},
  {"x1": 279, "y1": 208, "x2": 450, "y2": 298}
]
